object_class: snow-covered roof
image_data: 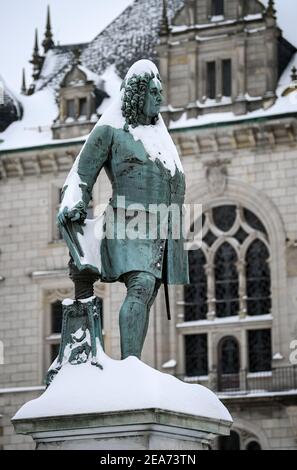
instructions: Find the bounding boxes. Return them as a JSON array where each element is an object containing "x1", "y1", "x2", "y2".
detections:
[
  {"x1": 0, "y1": 0, "x2": 296, "y2": 153},
  {"x1": 34, "y1": 0, "x2": 184, "y2": 93},
  {"x1": 0, "y1": 65, "x2": 123, "y2": 152}
]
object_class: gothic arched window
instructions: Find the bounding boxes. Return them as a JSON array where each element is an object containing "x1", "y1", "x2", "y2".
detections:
[{"x1": 184, "y1": 204, "x2": 271, "y2": 320}]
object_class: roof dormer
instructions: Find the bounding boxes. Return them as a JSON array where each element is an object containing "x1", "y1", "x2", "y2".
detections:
[
  {"x1": 158, "y1": 0, "x2": 296, "y2": 122},
  {"x1": 52, "y1": 49, "x2": 108, "y2": 139}
]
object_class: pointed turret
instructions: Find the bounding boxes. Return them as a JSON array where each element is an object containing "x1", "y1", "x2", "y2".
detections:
[
  {"x1": 21, "y1": 68, "x2": 27, "y2": 95},
  {"x1": 29, "y1": 29, "x2": 44, "y2": 81},
  {"x1": 160, "y1": 0, "x2": 169, "y2": 36},
  {"x1": 266, "y1": 0, "x2": 276, "y2": 19},
  {"x1": 42, "y1": 5, "x2": 55, "y2": 53}
]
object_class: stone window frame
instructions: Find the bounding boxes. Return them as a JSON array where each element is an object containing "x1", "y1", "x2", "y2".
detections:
[
  {"x1": 180, "y1": 203, "x2": 273, "y2": 376},
  {"x1": 203, "y1": 56, "x2": 234, "y2": 102},
  {"x1": 179, "y1": 323, "x2": 273, "y2": 379},
  {"x1": 185, "y1": 203, "x2": 271, "y2": 321},
  {"x1": 176, "y1": 178, "x2": 287, "y2": 376}
]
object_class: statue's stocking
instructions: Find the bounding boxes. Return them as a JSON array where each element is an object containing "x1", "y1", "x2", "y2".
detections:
[{"x1": 120, "y1": 271, "x2": 158, "y2": 360}]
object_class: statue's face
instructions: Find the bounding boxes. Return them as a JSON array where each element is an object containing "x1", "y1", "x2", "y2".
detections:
[{"x1": 142, "y1": 79, "x2": 163, "y2": 119}]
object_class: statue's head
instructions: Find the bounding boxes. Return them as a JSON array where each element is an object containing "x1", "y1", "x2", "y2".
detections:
[{"x1": 121, "y1": 60, "x2": 163, "y2": 131}]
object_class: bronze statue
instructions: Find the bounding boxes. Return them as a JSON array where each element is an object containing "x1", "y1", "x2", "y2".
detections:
[{"x1": 54, "y1": 59, "x2": 188, "y2": 374}]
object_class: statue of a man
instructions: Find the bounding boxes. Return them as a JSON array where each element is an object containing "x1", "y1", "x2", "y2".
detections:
[{"x1": 58, "y1": 60, "x2": 189, "y2": 361}]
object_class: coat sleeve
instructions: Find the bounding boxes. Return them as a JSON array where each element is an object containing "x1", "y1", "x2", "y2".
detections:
[{"x1": 60, "y1": 124, "x2": 113, "y2": 211}]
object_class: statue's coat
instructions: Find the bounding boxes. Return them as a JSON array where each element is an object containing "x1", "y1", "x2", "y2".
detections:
[{"x1": 61, "y1": 123, "x2": 189, "y2": 285}]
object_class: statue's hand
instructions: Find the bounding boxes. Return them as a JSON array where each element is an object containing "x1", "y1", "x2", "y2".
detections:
[{"x1": 57, "y1": 201, "x2": 87, "y2": 226}]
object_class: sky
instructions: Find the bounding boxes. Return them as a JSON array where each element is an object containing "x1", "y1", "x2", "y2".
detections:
[
  {"x1": 0, "y1": 0, "x2": 296, "y2": 93},
  {"x1": 0, "y1": 0, "x2": 133, "y2": 91}
]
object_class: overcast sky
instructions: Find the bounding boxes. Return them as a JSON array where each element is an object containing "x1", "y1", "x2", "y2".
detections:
[{"x1": 0, "y1": 0, "x2": 296, "y2": 92}]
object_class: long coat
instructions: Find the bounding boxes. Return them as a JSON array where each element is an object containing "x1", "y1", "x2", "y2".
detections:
[{"x1": 60, "y1": 123, "x2": 189, "y2": 285}]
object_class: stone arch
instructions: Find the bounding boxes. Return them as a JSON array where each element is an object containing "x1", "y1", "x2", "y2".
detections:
[{"x1": 231, "y1": 417, "x2": 271, "y2": 450}]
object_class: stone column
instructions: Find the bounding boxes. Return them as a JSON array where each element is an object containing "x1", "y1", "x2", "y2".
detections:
[
  {"x1": 187, "y1": 42, "x2": 197, "y2": 119},
  {"x1": 234, "y1": 33, "x2": 247, "y2": 115},
  {"x1": 206, "y1": 263, "x2": 216, "y2": 321}
]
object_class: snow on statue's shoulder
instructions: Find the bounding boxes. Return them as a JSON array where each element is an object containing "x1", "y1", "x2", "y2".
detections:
[{"x1": 13, "y1": 353, "x2": 232, "y2": 424}]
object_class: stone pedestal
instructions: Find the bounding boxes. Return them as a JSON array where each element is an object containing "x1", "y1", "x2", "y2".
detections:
[
  {"x1": 12, "y1": 355, "x2": 233, "y2": 450},
  {"x1": 13, "y1": 408, "x2": 231, "y2": 450}
]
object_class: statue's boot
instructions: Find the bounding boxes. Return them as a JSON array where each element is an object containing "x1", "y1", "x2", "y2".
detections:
[{"x1": 119, "y1": 271, "x2": 160, "y2": 360}]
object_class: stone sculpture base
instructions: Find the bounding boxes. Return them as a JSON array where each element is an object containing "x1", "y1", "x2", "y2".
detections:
[
  {"x1": 13, "y1": 408, "x2": 230, "y2": 450},
  {"x1": 12, "y1": 354, "x2": 232, "y2": 451}
]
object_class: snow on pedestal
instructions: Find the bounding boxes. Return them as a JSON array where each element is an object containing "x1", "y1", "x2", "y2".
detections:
[{"x1": 12, "y1": 353, "x2": 232, "y2": 450}]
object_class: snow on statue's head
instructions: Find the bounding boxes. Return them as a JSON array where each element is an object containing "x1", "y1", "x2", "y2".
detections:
[{"x1": 121, "y1": 59, "x2": 163, "y2": 131}]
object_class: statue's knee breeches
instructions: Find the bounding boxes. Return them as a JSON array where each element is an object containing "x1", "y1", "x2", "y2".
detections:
[{"x1": 123, "y1": 271, "x2": 157, "y2": 306}]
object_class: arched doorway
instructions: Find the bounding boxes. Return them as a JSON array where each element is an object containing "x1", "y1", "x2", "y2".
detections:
[{"x1": 218, "y1": 336, "x2": 240, "y2": 391}]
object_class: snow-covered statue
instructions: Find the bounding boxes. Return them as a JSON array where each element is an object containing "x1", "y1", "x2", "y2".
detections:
[
  {"x1": 49, "y1": 60, "x2": 189, "y2": 382},
  {"x1": 15, "y1": 61, "x2": 233, "y2": 445}
]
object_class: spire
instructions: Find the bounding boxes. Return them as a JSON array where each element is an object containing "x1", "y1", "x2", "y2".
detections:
[
  {"x1": 160, "y1": 0, "x2": 169, "y2": 36},
  {"x1": 42, "y1": 5, "x2": 55, "y2": 53},
  {"x1": 33, "y1": 28, "x2": 39, "y2": 56},
  {"x1": 21, "y1": 68, "x2": 27, "y2": 95},
  {"x1": 29, "y1": 29, "x2": 44, "y2": 81},
  {"x1": 266, "y1": 0, "x2": 276, "y2": 19}
]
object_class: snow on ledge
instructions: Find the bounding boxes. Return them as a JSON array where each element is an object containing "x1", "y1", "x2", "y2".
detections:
[
  {"x1": 13, "y1": 354, "x2": 232, "y2": 423},
  {"x1": 177, "y1": 314, "x2": 273, "y2": 329},
  {"x1": 161, "y1": 359, "x2": 177, "y2": 369}
]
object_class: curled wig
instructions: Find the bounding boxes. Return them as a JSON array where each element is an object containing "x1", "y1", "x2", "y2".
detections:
[{"x1": 121, "y1": 71, "x2": 160, "y2": 131}]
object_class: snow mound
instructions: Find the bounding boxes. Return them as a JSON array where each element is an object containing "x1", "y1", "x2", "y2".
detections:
[{"x1": 13, "y1": 354, "x2": 232, "y2": 423}]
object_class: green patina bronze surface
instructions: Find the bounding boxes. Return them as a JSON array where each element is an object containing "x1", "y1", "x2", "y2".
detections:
[
  {"x1": 60, "y1": 124, "x2": 188, "y2": 284},
  {"x1": 54, "y1": 60, "x2": 189, "y2": 367}
]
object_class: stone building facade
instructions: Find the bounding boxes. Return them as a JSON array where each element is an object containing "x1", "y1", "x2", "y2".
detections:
[{"x1": 0, "y1": 0, "x2": 297, "y2": 450}]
